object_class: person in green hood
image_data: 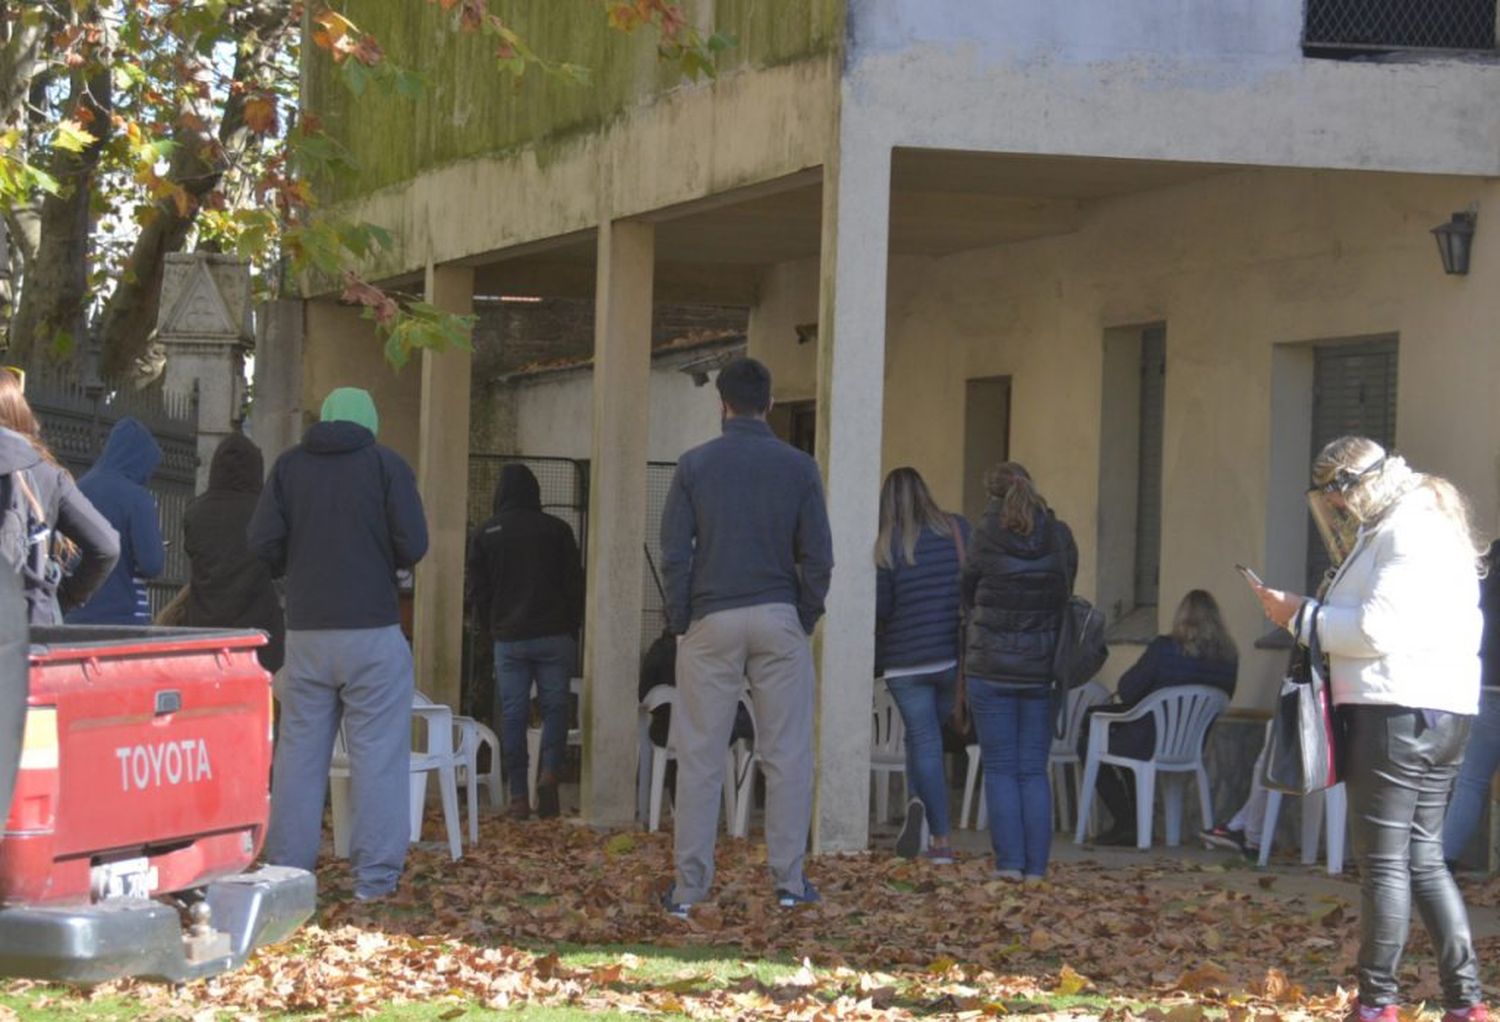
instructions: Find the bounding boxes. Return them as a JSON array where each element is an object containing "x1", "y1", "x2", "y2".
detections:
[{"x1": 251, "y1": 386, "x2": 429, "y2": 902}]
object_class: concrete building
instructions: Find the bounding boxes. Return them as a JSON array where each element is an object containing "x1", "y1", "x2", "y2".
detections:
[{"x1": 290, "y1": 1, "x2": 1500, "y2": 852}]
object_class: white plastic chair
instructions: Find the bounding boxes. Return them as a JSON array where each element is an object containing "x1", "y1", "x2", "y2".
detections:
[
  {"x1": 1258, "y1": 782, "x2": 1346, "y2": 875},
  {"x1": 330, "y1": 692, "x2": 463, "y2": 862},
  {"x1": 1074, "y1": 685, "x2": 1229, "y2": 850},
  {"x1": 452, "y1": 715, "x2": 502, "y2": 844},
  {"x1": 526, "y1": 677, "x2": 583, "y2": 809},
  {"x1": 959, "y1": 681, "x2": 1110, "y2": 831},
  {"x1": 869, "y1": 678, "x2": 909, "y2": 823},
  {"x1": 638, "y1": 685, "x2": 740, "y2": 832}
]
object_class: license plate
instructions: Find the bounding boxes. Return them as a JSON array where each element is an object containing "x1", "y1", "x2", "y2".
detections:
[{"x1": 89, "y1": 857, "x2": 159, "y2": 901}]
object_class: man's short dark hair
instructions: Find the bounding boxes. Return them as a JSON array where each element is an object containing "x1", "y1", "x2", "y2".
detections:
[{"x1": 716, "y1": 357, "x2": 772, "y2": 415}]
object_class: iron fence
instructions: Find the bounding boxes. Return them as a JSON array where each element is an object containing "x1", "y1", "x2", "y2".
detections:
[
  {"x1": 28, "y1": 367, "x2": 199, "y2": 618},
  {"x1": 1304, "y1": 0, "x2": 1496, "y2": 52}
]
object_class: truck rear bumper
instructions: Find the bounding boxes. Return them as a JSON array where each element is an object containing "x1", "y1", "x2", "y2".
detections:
[{"x1": 0, "y1": 865, "x2": 316, "y2": 983}]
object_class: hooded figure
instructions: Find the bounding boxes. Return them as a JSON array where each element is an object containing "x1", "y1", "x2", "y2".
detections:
[
  {"x1": 66, "y1": 417, "x2": 164, "y2": 625},
  {"x1": 0, "y1": 426, "x2": 118, "y2": 624},
  {"x1": 249, "y1": 386, "x2": 428, "y2": 903},
  {"x1": 465, "y1": 462, "x2": 584, "y2": 819},
  {"x1": 183, "y1": 434, "x2": 284, "y2": 671}
]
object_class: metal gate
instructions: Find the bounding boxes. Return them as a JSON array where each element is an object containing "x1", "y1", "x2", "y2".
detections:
[{"x1": 28, "y1": 368, "x2": 200, "y2": 618}]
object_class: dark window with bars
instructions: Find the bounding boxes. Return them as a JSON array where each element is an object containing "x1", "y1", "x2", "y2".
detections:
[
  {"x1": 1304, "y1": 0, "x2": 1497, "y2": 54},
  {"x1": 1306, "y1": 338, "x2": 1399, "y2": 593}
]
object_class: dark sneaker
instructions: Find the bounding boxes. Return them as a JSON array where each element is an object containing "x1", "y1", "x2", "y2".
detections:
[
  {"x1": 1200, "y1": 824, "x2": 1248, "y2": 854},
  {"x1": 896, "y1": 798, "x2": 926, "y2": 859},
  {"x1": 536, "y1": 775, "x2": 560, "y2": 819},
  {"x1": 777, "y1": 881, "x2": 821, "y2": 908},
  {"x1": 1443, "y1": 1006, "x2": 1489, "y2": 1022},
  {"x1": 659, "y1": 889, "x2": 691, "y2": 920},
  {"x1": 1346, "y1": 1005, "x2": 1399, "y2": 1022},
  {"x1": 923, "y1": 847, "x2": 956, "y2": 865},
  {"x1": 507, "y1": 796, "x2": 531, "y2": 822}
]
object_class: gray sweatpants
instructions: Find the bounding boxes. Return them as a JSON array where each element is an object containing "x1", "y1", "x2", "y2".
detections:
[
  {"x1": 673, "y1": 602, "x2": 814, "y2": 904},
  {"x1": 264, "y1": 625, "x2": 414, "y2": 899}
]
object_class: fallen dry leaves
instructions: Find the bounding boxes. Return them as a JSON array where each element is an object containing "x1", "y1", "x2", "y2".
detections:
[{"x1": 6, "y1": 816, "x2": 1500, "y2": 1020}]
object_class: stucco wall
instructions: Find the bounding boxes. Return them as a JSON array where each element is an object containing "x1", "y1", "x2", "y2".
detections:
[
  {"x1": 845, "y1": 1, "x2": 1500, "y2": 176},
  {"x1": 869, "y1": 166, "x2": 1500, "y2": 707},
  {"x1": 302, "y1": 300, "x2": 422, "y2": 468},
  {"x1": 748, "y1": 258, "x2": 821, "y2": 401},
  {"x1": 506, "y1": 363, "x2": 726, "y2": 463}
]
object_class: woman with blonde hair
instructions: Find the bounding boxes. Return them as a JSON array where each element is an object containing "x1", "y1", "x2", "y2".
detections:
[
  {"x1": 1080, "y1": 589, "x2": 1237, "y2": 846},
  {"x1": 961, "y1": 461, "x2": 1077, "y2": 881},
  {"x1": 874, "y1": 467, "x2": 969, "y2": 862},
  {"x1": 0, "y1": 370, "x2": 118, "y2": 623},
  {"x1": 1251, "y1": 436, "x2": 1486, "y2": 1022}
]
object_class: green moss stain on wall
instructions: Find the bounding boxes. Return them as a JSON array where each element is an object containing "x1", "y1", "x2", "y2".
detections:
[{"x1": 304, "y1": 0, "x2": 843, "y2": 204}]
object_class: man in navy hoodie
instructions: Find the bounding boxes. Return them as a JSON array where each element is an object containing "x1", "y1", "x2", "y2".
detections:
[
  {"x1": 249, "y1": 387, "x2": 428, "y2": 901},
  {"x1": 65, "y1": 417, "x2": 164, "y2": 625}
]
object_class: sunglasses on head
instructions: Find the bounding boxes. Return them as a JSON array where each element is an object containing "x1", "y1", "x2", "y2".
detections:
[{"x1": 1310, "y1": 455, "x2": 1386, "y2": 495}]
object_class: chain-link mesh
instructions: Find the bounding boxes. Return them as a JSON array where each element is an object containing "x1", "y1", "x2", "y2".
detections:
[
  {"x1": 1305, "y1": 0, "x2": 1496, "y2": 51},
  {"x1": 642, "y1": 462, "x2": 678, "y2": 651}
]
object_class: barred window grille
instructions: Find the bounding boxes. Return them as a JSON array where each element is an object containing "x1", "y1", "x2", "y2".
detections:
[{"x1": 1305, "y1": 0, "x2": 1497, "y2": 53}]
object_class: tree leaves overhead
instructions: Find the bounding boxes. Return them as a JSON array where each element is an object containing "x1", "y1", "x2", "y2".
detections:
[{"x1": 0, "y1": 0, "x2": 730, "y2": 379}]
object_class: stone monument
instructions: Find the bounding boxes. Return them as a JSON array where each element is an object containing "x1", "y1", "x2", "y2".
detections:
[{"x1": 155, "y1": 253, "x2": 253, "y2": 491}]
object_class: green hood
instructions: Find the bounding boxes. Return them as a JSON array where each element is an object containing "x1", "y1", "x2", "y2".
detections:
[{"x1": 319, "y1": 387, "x2": 379, "y2": 437}]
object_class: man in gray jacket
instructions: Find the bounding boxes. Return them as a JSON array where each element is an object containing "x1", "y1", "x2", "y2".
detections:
[{"x1": 659, "y1": 357, "x2": 833, "y2": 915}]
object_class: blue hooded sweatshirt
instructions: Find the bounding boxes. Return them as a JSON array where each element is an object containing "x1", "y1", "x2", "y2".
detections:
[{"x1": 65, "y1": 417, "x2": 165, "y2": 625}]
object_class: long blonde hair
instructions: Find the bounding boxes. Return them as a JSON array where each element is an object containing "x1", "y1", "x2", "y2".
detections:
[
  {"x1": 1312, "y1": 436, "x2": 1487, "y2": 566},
  {"x1": 985, "y1": 461, "x2": 1049, "y2": 536},
  {"x1": 875, "y1": 467, "x2": 954, "y2": 569},
  {"x1": 1171, "y1": 589, "x2": 1237, "y2": 662}
]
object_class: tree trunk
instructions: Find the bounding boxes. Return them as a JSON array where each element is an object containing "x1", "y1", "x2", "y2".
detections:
[
  {"x1": 9, "y1": 51, "x2": 111, "y2": 367},
  {"x1": 99, "y1": 0, "x2": 295, "y2": 384}
]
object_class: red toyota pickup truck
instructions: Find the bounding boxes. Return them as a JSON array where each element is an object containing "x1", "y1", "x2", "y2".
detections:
[{"x1": 0, "y1": 623, "x2": 314, "y2": 983}]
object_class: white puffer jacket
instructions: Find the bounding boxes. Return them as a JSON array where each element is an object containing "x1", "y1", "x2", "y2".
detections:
[{"x1": 1302, "y1": 487, "x2": 1482, "y2": 715}]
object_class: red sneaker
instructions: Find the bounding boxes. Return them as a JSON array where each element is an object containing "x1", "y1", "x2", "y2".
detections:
[{"x1": 1443, "y1": 1006, "x2": 1489, "y2": 1022}]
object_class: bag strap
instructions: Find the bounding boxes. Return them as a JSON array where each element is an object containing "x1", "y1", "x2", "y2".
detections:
[{"x1": 14, "y1": 470, "x2": 43, "y2": 523}]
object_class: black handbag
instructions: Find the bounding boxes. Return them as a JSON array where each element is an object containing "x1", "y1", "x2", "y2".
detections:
[{"x1": 1262, "y1": 607, "x2": 1341, "y2": 795}]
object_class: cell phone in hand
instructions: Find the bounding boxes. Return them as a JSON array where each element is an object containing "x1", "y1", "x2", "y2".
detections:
[{"x1": 1234, "y1": 563, "x2": 1265, "y2": 588}]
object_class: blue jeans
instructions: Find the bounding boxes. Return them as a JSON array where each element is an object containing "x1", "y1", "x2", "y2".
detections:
[
  {"x1": 1443, "y1": 689, "x2": 1500, "y2": 861},
  {"x1": 969, "y1": 681, "x2": 1053, "y2": 875},
  {"x1": 884, "y1": 668, "x2": 958, "y2": 839},
  {"x1": 494, "y1": 635, "x2": 576, "y2": 800}
]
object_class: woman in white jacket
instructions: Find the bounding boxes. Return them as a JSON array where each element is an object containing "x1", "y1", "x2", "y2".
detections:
[{"x1": 1253, "y1": 436, "x2": 1486, "y2": 1022}]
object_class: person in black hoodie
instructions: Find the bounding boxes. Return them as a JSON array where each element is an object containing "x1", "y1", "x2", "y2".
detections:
[
  {"x1": 0, "y1": 371, "x2": 118, "y2": 624},
  {"x1": 962, "y1": 461, "x2": 1076, "y2": 883},
  {"x1": 249, "y1": 387, "x2": 428, "y2": 902},
  {"x1": 466, "y1": 463, "x2": 583, "y2": 820},
  {"x1": 183, "y1": 434, "x2": 284, "y2": 672}
]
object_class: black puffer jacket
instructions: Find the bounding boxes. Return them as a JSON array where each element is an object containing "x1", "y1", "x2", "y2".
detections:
[
  {"x1": 184, "y1": 434, "x2": 285, "y2": 672},
  {"x1": 961, "y1": 507, "x2": 1077, "y2": 687}
]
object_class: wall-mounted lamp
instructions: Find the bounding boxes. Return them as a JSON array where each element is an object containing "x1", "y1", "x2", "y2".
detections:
[{"x1": 1432, "y1": 211, "x2": 1477, "y2": 276}]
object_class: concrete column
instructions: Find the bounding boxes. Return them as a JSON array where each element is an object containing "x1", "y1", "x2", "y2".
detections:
[
  {"x1": 811, "y1": 134, "x2": 892, "y2": 853},
  {"x1": 413, "y1": 263, "x2": 474, "y2": 711},
  {"x1": 250, "y1": 298, "x2": 304, "y2": 466},
  {"x1": 581, "y1": 220, "x2": 654, "y2": 826}
]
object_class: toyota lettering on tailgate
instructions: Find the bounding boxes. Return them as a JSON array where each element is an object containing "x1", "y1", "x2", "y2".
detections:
[{"x1": 114, "y1": 740, "x2": 214, "y2": 792}]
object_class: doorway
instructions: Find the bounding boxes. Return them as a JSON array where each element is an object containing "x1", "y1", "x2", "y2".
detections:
[{"x1": 963, "y1": 376, "x2": 1011, "y2": 523}]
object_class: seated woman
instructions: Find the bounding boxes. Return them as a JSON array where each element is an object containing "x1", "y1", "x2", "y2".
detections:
[{"x1": 1080, "y1": 589, "x2": 1238, "y2": 846}]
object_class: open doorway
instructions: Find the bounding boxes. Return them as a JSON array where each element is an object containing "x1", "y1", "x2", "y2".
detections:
[
  {"x1": 769, "y1": 400, "x2": 817, "y2": 456},
  {"x1": 963, "y1": 376, "x2": 1011, "y2": 523}
]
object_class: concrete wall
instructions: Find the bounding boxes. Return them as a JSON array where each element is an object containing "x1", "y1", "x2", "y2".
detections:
[
  {"x1": 748, "y1": 258, "x2": 821, "y2": 401},
  {"x1": 302, "y1": 300, "x2": 422, "y2": 467},
  {"x1": 502, "y1": 362, "x2": 726, "y2": 463},
  {"x1": 846, "y1": 1, "x2": 1500, "y2": 176},
  {"x1": 869, "y1": 165, "x2": 1500, "y2": 709}
]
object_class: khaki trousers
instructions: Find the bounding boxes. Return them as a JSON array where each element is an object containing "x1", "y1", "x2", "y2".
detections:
[{"x1": 672, "y1": 603, "x2": 814, "y2": 903}]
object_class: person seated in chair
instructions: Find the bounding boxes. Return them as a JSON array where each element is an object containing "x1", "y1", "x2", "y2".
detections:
[{"x1": 1081, "y1": 589, "x2": 1237, "y2": 846}]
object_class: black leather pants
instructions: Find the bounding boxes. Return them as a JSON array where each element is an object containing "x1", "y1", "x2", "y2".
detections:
[{"x1": 1343, "y1": 705, "x2": 1481, "y2": 1009}]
